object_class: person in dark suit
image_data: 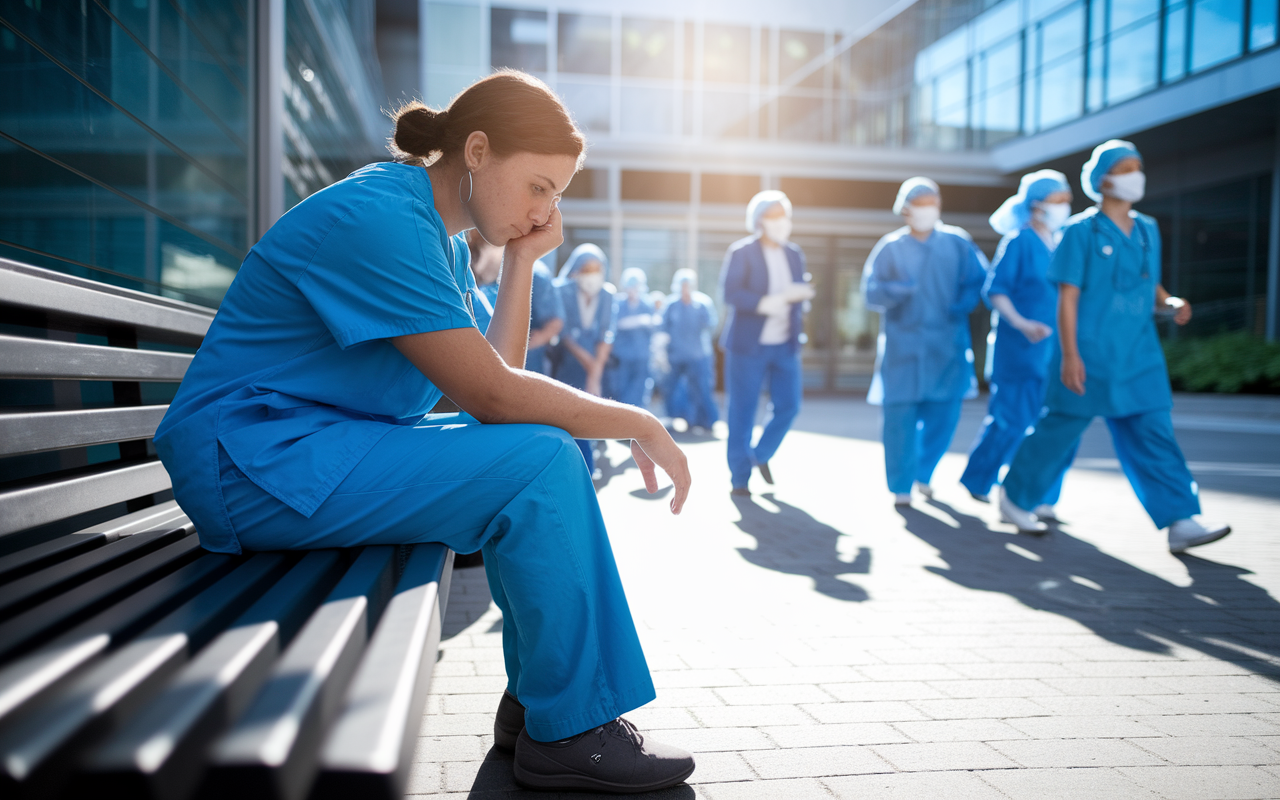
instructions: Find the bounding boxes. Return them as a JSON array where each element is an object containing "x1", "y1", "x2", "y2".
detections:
[{"x1": 718, "y1": 190, "x2": 814, "y2": 495}]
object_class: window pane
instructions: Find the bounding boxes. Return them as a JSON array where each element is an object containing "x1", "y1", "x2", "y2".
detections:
[
  {"x1": 935, "y1": 63, "x2": 969, "y2": 128},
  {"x1": 975, "y1": 0, "x2": 1020, "y2": 49},
  {"x1": 703, "y1": 24, "x2": 750, "y2": 83},
  {"x1": 560, "y1": 81, "x2": 611, "y2": 133},
  {"x1": 619, "y1": 85, "x2": 675, "y2": 136},
  {"x1": 491, "y1": 7, "x2": 547, "y2": 72},
  {"x1": 1110, "y1": 0, "x2": 1160, "y2": 30},
  {"x1": 979, "y1": 37, "x2": 1021, "y2": 96},
  {"x1": 621, "y1": 18, "x2": 674, "y2": 78},
  {"x1": 558, "y1": 13, "x2": 611, "y2": 75},
  {"x1": 1087, "y1": 41, "x2": 1105, "y2": 110},
  {"x1": 1042, "y1": 4, "x2": 1085, "y2": 64},
  {"x1": 779, "y1": 94, "x2": 826, "y2": 140},
  {"x1": 427, "y1": 3, "x2": 482, "y2": 68},
  {"x1": 1164, "y1": 4, "x2": 1188, "y2": 80},
  {"x1": 1250, "y1": 0, "x2": 1278, "y2": 48},
  {"x1": 1190, "y1": 0, "x2": 1244, "y2": 71},
  {"x1": 1038, "y1": 53, "x2": 1084, "y2": 127},
  {"x1": 1107, "y1": 20, "x2": 1158, "y2": 102},
  {"x1": 623, "y1": 229, "x2": 687, "y2": 296},
  {"x1": 978, "y1": 83, "x2": 1021, "y2": 139},
  {"x1": 780, "y1": 29, "x2": 826, "y2": 87},
  {"x1": 703, "y1": 90, "x2": 750, "y2": 138}
]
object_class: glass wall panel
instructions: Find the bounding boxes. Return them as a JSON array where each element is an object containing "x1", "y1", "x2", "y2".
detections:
[
  {"x1": 936, "y1": 64, "x2": 969, "y2": 128},
  {"x1": 703, "y1": 24, "x2": 750, "y2": 83},
  {"x1": 491, "y1": 7, "x2": 548, "y2": 73},
  {"x1": 1038, "y1": 53, "x2": 1085, "y2": 127},
  {"x1": 558, "y1": 13, "x2": 611, "y2": 75},
  {"x1": 560, "y1": 81, "x2": 611, "y2": 133},
  {"x1": 1164, "y1": 3, "x2": 1188, "y2": 80},
  {"x1": 703, "y1": 90, "x2": 751, "y2": 138},
  {"x1": 1042, "y1": 3, "x2": 1085, "y2": 63},
  {"x1": 1110, "y1": 0, "x2": 1160, "y2": 31},
  {"x1": 622, "y1": 228, "x2": 687, "y2": 297},
  {"x1": 621, "y1": 18, "x2": 675, "y2": 78},
  {"x1": 975, "y1": 1, "x2": 1020, "y2": 48},
  {"x1": 619, "y1": 86, "x2": 676, "y2": 136},
  {"x1": 780, "y1": 29, "x2": 826, "y2": 88},
  {"x1": 1249, "y1": 0, "x2": 1278, "y2": 48},
  {"x1": 779, "y1": 94, "x2": 825, "y2": 140},
  {"x1": 426, "y1": 2, "x2": 482, "y2": 108},
  {"x1": 1086, "y1": 41, "x2": 1105, "y2": 110},
  {"x1": 1106, "y1": 20, "x2": 1158, "y2": 101},
  {"x1": 1190, "y1": 0, "x2": 1244, "y2": 71}
]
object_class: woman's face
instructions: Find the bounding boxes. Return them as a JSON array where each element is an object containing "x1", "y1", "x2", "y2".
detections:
[
  {"x1": 466, "y1": 136, "x2": 579, "y2": 246},
  {"x1": 576, "y1": 260, "x2": 603, "y2": 277},
  {"x1": 1043, "y1": 190, "x2": 1073, "y2": 205},
  {"x1": 1102, "y1": 156, "x2": 1143, "y2": 189}
]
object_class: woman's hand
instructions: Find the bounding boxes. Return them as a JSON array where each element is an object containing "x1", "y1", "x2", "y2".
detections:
[
  {"x1": 631, "y1": 429, "x2": 691, "y2": 514},
  {"x1": 1168, "y1": 297, "x2": 1192, "y2": 326},
  {"x1": 1061, "y1": 352, "x2": 1086, "y2": 395},
  {"x1": 503, "y1": 204, "x2": 563, "y2": 270},
  {"x1": 1016, "y1": 319, "x2": 1053, "y2": 344}
]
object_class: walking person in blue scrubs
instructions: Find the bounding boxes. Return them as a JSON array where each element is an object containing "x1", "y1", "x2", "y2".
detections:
[
  {"x1": 663, "y1": 268, "x2": 720, "y2": 432},
  {"x1": 960, "y1": 170, "x2": 1075, "y2": 518},
  {"x1": 1000, "y1": 140, "x2": 1230, "y2": 552},
  {"x1": 552, "y1": 243, "x2": 616, "y2": 476},
  {"x1": 719, "y1": 191, "x2": 814, "y2": 495},
  {"x1": 153, "y1": 72, "x2": 696, "y2": 794},
  {"x1": 610, "y1": 267, "x2": 657, "y2": 407},
  {"x1": 863, "y1": 178, "x2": 988, "y2": 506}
]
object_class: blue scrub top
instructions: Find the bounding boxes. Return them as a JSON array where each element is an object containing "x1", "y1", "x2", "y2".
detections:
[
  {"x1": 531, "y1": 261, "x2": 565, "y2": 333},
  {"x1": 985, "y1": 227, "x2": 1059, "y2": 382},
  {"x1": 662, "y1": 292, "x2": 718, "y2": 363},
  {"x1": 612, "y1": 294, "x2": 656, "y2": 362},
  {"x1": 555, "y1": 280, "x2": 616, "y2": 353},
  {"x1": 154, "y1": 162, "x2": 479, "y2": 553},
  {"x1": 862, "y1": 225, "x2": 989, "y2": 405},
  {"x1": 1044, "y1": 208, "x2": 1171, "y2": 418}
]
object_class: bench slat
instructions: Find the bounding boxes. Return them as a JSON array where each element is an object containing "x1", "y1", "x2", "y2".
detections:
[
  {"x1": 0, "y1": 406, "x2": 169, "y2": 457},
  {"x1": 314, "y1": 545, "x2": 454, "y2": 800},
  {"x1": 83, "y1": 550, "x2": 348, "y2": 800},
  {"x1": 0, "y1": 554, "x2": 292, "y2": 796},
  {"x1": 0, "y1": 259, "x2": 213, "y2": 343},
  {"x1": 208, "y1": 547, "x2": 399, "y2": 800},
  {"x1": 0, "y1": 335, "x2": 193, "y2": 382},
  {"x1": 0, "y1": 460, "x2": 173, "y2": 538}
]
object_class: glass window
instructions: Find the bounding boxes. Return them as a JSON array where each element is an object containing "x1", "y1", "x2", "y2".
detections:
[
  {"x1": 621, "y1": 18, "x2": 675, "y2": 79},
  {"x1": 703, "y1": 24, "x2": 750, "y2": 83},
  {"x1": 978, "y1": 83, "x2": 1022, "y2": 139},
  {"x1": 1106, "y1": 20, "x2": 1158, "y2": 101},
  {"x1": 1030, "y1": 0, "x2": 1074, "y2": 23},
  {"x1": 1164, "y1": 3, "x2": 1188, "y2": 80},
  {"x1": 779, "y1": 94, "x2": 826, "y2": 140},
  {"x1": 1042, "y1": 4, "x2": 1085, "y2": 64},
  {"x1": 491, "y1": 7, "x2": 547, "y2": 72},
  {"x1": 1038, "y1": 53, "x2": 1085, "y2": 127},
  {"x1": 703, "y1": 90, "x2": 751, "y2": 138},
  {"x1": 974, "y1": 0, "x2": 1021, "y2": 49},
  {"x1": 619, "y1": 86, "x2": 675, "y2": 136},
  {"x1": 427, "y1": 3, "x2": 482, "y2": 68},
  {"x1": 1250, "y1": 0, "x2": 1278, "y2": 48},
  {"x1": 1110, "y1": 0, "x2": 1160, "y2": 31},
  {"x1": 780, "y1": 29, "x2": 826, "y2": 87},
  {"x1": 935, "y1": 63, "x2": 969, "y2": 128},
  {"x1": 1190, "y1": 0, "x2": 1244, "y2": 71},
  {"x1": 1087, "y1": 41, "x2": 1105, "y2": 110},
  {"x1": 559, "y1": 81, "x2": 611, "y2": 133},
  {"x1": 623, "y1": 228, "x2": 687, "y2": 296},
  {"x1": 558, "y1": 13, "x2": 611, "y2": 75}
]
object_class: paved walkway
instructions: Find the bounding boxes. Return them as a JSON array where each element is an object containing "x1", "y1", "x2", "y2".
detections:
[{"x1": 409, "y1": 394, "x2": 1280, "y2": 799}]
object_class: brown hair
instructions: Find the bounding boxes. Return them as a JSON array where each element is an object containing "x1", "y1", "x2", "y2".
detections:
[{"x1": 391, "y1": 70, "x2": 586, "y2": 168}]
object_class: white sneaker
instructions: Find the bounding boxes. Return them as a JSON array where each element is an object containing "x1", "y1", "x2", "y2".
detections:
[
  {"x1": 1168, "y1": 517, "x2": 1231, "y2": 553},
  {"x1": 999, "y1": 487, "x2": 1047, "y2": 534},
  {"x1": 893, "y1": 493, "x2": 912, "y2": 506},
  {"x1": 914, "y1": 481, "x2": 934, "y2": 499},
  {"x1": 1032, "y1": 504, "x2": 1060, "y2": 522}
]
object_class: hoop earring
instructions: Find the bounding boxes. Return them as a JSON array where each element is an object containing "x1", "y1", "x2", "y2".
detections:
[{"x1": 459, "y1": 170, "x2": 473, "y2": 205}]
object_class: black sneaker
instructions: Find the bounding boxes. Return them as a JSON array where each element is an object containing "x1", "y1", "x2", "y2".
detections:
[
  {"x1": 757, "y1": 462, "x2": 774, "y2": 484},
  {"x1": 494, "y1": 690, "x2": 526, "y2": 751},
  {"x1": 513, "y1": 717, "x2": 695, "y2": 793}
]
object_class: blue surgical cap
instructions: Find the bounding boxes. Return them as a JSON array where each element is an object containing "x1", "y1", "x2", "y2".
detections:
[
  {"x1": 621, "y1": 267, "x2": 647, "y2": 290},
  {"x1": 671, "y1": 268, "x2": 697, "y2": 292},
  {"x1": 988, "y1": 169, "x2": 1071, "y2": 235},
  {"x1": 745, "y1": 190, "x2": 792, "y2": 233},
  {"x1": 893, "y1": 177, "x2": 940, "y2": 215},
  {"x1": 1081, "y1": 139, "x2": 1142, "y2": 202},
  {"x1": 559, "y1": 243, "x2": 608, "y2": 279}
]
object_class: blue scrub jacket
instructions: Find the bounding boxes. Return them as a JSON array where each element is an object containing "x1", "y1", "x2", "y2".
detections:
[
  {"x1": 663, "y1": 292, "x2": 718, "y2": 363},
  {"x1": 1044, "y1": 208, "x2": 1172, "y2": 418},
  {"x1": 551, "y1": 280, "x2": 616, "y2": 388},
  {"x1": 612, "y1": 295, "x2": 656, "y2": 362},
  {"x1": 863, "y1": 224, "x2": 989, "y2": 406},
  {"x1": 719, "y1": 236, "x2": 806, "y2": 356},
  {"x1": 985, "y1": 228, "x2": 1059, "y2": 383},
  {"x1": 154, "y1": 163, "x2": 480, "y2": 553}
]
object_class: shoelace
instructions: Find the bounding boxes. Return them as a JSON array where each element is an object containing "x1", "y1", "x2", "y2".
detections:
[{"x1": 594, "y1": 717, "x2": 645, "y2": 751}]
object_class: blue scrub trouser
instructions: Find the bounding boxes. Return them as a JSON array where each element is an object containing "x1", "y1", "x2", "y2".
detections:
[
  {"x1": 960, "y1": 379, "x2": 1071, "y2": 505},
  {"x1": 612, "y1": 358, "x2": 652, "y2": 408},
  {"x1": 1004, "y1": 409, "x2": 1201, "y2": 529},
  {"x1": 219, "y1": 417, "x2": 654, "y2": 741},
  {"x1": 882, "y1": 399, "x2": 964, "y2": 494},
  {"x1": 726, "y1": 345, "x2": 801, "y2": 489},
  {"x1": 666, "y1": 357, "x2": 719, "y2": 429}
]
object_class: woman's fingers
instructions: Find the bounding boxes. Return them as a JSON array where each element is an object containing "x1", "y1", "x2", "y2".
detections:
[
  {"x1": 669, "y1": 459, "x2": 691, "y2": 515},
  {"x1": 631, "y1": 440, "x2": 659, "y2": 494}
]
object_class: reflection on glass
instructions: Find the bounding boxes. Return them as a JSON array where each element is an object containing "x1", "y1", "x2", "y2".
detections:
[
  {"x1": 780, "y1": 29, "x2": 825, "y2": 87},
  {"x1": 558, "y1": 13, "x2": 610, "y2": 75},
  {"x1": 936, "y1": 65, "x2": 968, "y2": 128},
  {"x1": 1164, "y1": 4, "x2": 1188, "y2": 80},
  {"x1": 1191, "y1": 0, "x2": 1244, "y2": 71},
  {"x1": 979, "y1": 84, "x2": 1021, "y2": 137},
  {"x1": 1250, "y1": 0, "x2": 1278, "y2": 48},
  {"x1": 427, "y1": 2, "x2": 482, "y2": 68},
  {"x1": 703, "y1": 90, "x2": 750, "y2": 138},
  {"x1": 491, "y1": 7, "x2": 547, "y2": 72},
  {"x1": 1038, "y1": 54, "x2": 1084, "y2": 128},
  {"x1": 1087, "y1": 41, "x2": 1105, "y2": 110},
  {"x1": 1107, "y1": 21, "x2": 1158, "y2": 102},
  {"x1": 559, "y1": 81, "x2": 611, "y2": 133},
  {"x1": 779, "y1": 94, "x2": 825, "y2": 140},
  {"x1": 1110, "y1": 0, "x2": 1161, "y2": 31},
  {"x1": 623, "y1": 228, "x2": 687, "y2": 297},
  {"x1": 975, "y1": 1, "x2": 1020, "y2": 48},
  {"x1": 1042, "y1": 4, "x2": 1085, "y2": 63},
  {"x1": 621, "y1": 18, "x2": 674, "y2": 78},
  {"x1": 619, "y1": 86, "x2": 675, "y2": 136},
  {"x1": 703, "y1": 24, "x2": 750, "y2": 83}
]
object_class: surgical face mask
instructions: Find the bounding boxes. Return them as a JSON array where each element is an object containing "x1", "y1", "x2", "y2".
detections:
[
  {"x1": 1104, "y1": 171, "x2": 1146, "y2": 203},
  {"x1": 905, "y1": 204, "x2": 940, "y2": 232},
  {"x1": 761, "y1": 217, "x2": 792, "y2": 245},
  {"x1": 576, "y1": 272, "x2": 604, "y2": 297},
  {"x1": 1036, "y1": 202, "x2": 1072, "y2": 231}
]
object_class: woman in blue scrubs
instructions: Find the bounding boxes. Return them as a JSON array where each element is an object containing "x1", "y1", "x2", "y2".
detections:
[
  {"x1": 153, "y1": 71, "x2": 695, "y2": 793},
  {"x1": 526, "y1": 259, "x2": 565, "y2": 375},
  {"x1": 610, "y1": 267, "x2": 657, "y2": 407},
  {"x1": 1000, "y1": 140, "x2": 1231, "y2": 553},
  {"x1": 720, "y1": 191, "x2": 814, "y2": 494},
  {"x1": 663, "y1": 269, "x2": 720, "y2": 431},
  {"x1": 552, "y1": 243, "x2": 617, "y2": 475},
  {"x1": 960, "y1": 170, "x2": 1075, "y2": 517},
  {"x1": 863, "y1": 178, "x2": 988, "y2": 505}
]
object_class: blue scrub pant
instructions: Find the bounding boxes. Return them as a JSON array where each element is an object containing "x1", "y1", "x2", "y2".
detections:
[
  {"x1": 726, "y1": 345, "x2": 801, "y2": 489},
  {"x1": 666, "y1": 357, "x2": 719, "y2": 429},
  {"x1": 960, "y1": 379, "x2": 1071, "y2": 504},
  {"x1": 553, "y1": 355, "x2": 600, "y2": 476},
  {"x1": 1004, "y1": 408, "x2": 1201, "y2": 529},
  {"x1": 219, "y1": 417, "x2": 654, "y2": 741},
  {"x1": 612, "y1": 358, "x2": 652, "y2": 408},
  {"x1": 882, "y1": 399, "x2": 964, "y2": 494}
]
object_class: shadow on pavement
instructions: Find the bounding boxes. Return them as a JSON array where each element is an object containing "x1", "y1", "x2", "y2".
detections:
[
  {"x1": 466, "y1": 746, "x2": 698, "y2": 799},
  {"x1": 897, "y1": 500, "x2": 1280, "y2": 678},
  {"x1": 731, "y1": 492, "x2": 870, "y2": 602}
]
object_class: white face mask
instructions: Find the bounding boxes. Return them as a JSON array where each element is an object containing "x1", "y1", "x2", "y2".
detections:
[
  {"x1": 576, "y1": 272, "x2": 604, "y2": 297},
  {"x1": 905, "y1": 205, "x2": 940, "y2": 232},
  {"x1": 761, "y1": 217, "x2": 792, "y2": 245},
  {"x1": 1036, "y1": 202, "x2": 1072, "y2": 231},
  {"x1": 1104, "y1": 171, "x2": 1146, "y2": 203}
]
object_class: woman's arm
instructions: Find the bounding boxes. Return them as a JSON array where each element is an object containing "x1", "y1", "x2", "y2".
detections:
[
  {"x1": 586, "y1": 341, "x2": 612, "y2": 397},
  {"x1": 990, "y1": 294, "x2": 1051, "y2": 343},
  {"x1": 1156, "y1": 284, "x2": 1192, "y2": 325},
  {"x1": 528, "y1": 317, "x2": 563, "y2": 349},
  {"x1": 1057, "y1": 283, "x2": 1085, "y2": 395},
  {"x1": 393, "y1": 327, "x2": 690, "y2": 512}
]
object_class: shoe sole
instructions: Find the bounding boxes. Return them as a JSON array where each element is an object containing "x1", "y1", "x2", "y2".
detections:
[
  {"x1": 494, "y1": 723, "x2": 521, "y2": 752},
  {"x1": 1170, "y1": 526, "x2": 1232, "y2": 553},
  {"x1": 513, "y1": 761, "x2": 696, "y2": 794}
]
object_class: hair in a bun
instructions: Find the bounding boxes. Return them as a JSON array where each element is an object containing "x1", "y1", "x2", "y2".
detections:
[{"x1": 389, "y1": 70, "x2": 585, "y2": 167}]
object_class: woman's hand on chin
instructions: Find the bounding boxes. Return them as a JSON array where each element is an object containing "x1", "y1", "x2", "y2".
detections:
[
  {"x1": 631, "y1": 427, "x2": 691, "y2": 515},
  {"x1": 504, "y1": 205, "x2": 563, "y2": 269}
]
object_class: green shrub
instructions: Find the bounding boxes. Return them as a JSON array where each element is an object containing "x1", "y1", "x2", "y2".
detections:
[{"x1": 1163, "y1": 332, "x2": 1280, "y2": 394}]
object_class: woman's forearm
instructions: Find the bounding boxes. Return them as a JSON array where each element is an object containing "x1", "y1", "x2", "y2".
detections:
[
  {"x1": 593, "y1": 342, "x2": 612, "y2": 370},
  {"x1": 989, "y1": 294, "x2": 1027, "y2": 328},
  {"x1": 1057, "y1": 284, "x2": 1080, "y2": 357},
  {"x1": 564, "y1": 338, "x2": 594, "y2": 368},
  {"x1": 485, "y1": 255, "x2": 533, "y2": 368},
  {"x1": 528, "y1": 318, "x2": 563, "y2": 350}
]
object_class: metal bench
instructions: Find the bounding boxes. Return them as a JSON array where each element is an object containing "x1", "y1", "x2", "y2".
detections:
[{"x1": 0, "y1": 259, "x2": 454, "y2": 800}]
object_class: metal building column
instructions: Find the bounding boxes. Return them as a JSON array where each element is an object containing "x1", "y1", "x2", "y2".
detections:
[
  {"x1": 252, "y1": 0, "x2": 285, "y2": 242},
  {"x1": 1268, "y1": 105, "x2": 1280, "y2": 341}
]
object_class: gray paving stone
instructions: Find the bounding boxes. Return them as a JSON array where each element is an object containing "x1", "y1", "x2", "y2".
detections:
[
  {"x1": 1149, "y1": 675, "x2": 1280, "y2": 695},
  {"x1": 989, "y1": 737, "x2": 1167, "y2": 767},
  {"x1": 684, "y1": 751, "x2": 757, "y2": 784},
  {"x1": 689, "y1": 704, "x2": 814, "y2": 728},
  {"x1": 626, "y1": 705, "x2": 703, "y2": 730},
  {"x1": 414, "y1": 735, "x2": 488, "y2": 763},
  {"x1": 908, "y1": 697, "x2": 1050, "y2": 720},
  {"x1": 420, "y1": 712, "x2": 499, "y2": 737},
  {"x1": 760, "y1": 722, "x2": 913, "y2": 748},
  {"x1": 856, "y1": 663, "x2": 969, "y2": 682},
  {"x1": 1005, "y1": 715, "x2": 1166, "y2": 739},
  {"x1": 701, "y1": 778, "x2": 833, "y2": 799},
  {"x1": 645, "y1": 688, "x2": 728, "y2": 708},
  {"x1": 891, "y1": 718, "x2": 1032, "y2": 743},
  {"x1": 977, "y1": 767, "x2": 1161, "y2": 799},
  {"x1": 1028, "y1": 695, "x2": 1168, "y2": 716},
  {"x1": 927, "y1": 679, "x2": 1063, "y2": 698},
  {"x1": 650, "y1": 727, "x2": 778, "y2": 753},
  {"x1": 824, "y1": 770, "x2": 1009, "y2": 799},
  {"x1": 1128, "y1": 735, "x2": 1280, "y2": 765},
  {"x1": 652, "y1": 669, "x2": 750, "y2": 688},
  {"x1": 1140, "y1": 693, "x2": 1280, "y2": 715},
  {"x1": 740, "y1": 745, "x2": 893, "y2": 779},
  {"x1": 949, "y1": 662, "x2": 1080, "y2": 679},
  {"x1": 735, "y1": 666, "x2": 864, "y2": 685},
  {"x1": 440, "y1": 692, "x2": 503, "y2": 714},
  {"x1": 1116, "y1": 765, "x2": 1280, "y2": 799},
  {"x1": 819, "y1": 681, "x2": 947, "y2": 702},
  {"x1": 801, "y1": 701, "x2": 930, "y2": 724},
  {"x1": 869, "y1": 741, "x2": 1020, "y2": 771},
  {"x1": 868, "y1": 648, "x2": 989, "y2": 664},
  {"x1": 1041, "y1": 676, "x2": 1173, "y2": 696},
  {"x1": 1133, "y1": 713, "x2": 1280, "y2": 738},
  {"x1": 713, "y1": 684, "x2": 836, "y2": 706}
]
